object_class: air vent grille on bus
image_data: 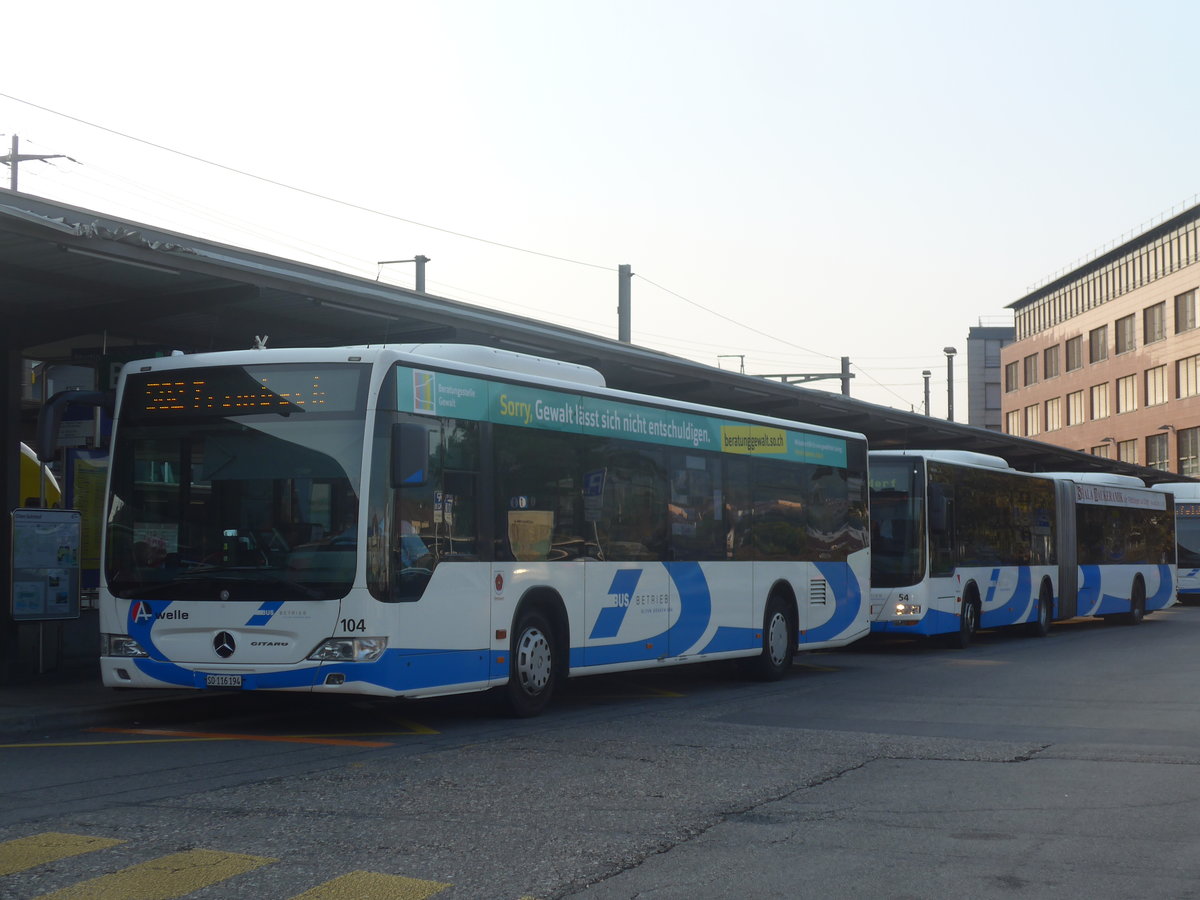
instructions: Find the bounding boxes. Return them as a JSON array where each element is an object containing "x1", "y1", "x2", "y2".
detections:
[{"x1": 809, "y1": 579, "x2": 828, "y2": 604}]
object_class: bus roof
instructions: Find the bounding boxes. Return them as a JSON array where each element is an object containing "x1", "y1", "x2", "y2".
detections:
[{"x1": 116, "y1": 344, "x2": 868, "y2": 444}]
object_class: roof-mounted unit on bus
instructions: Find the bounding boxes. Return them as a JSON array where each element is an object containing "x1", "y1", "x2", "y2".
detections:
[
  {"x1": 871, "y1": 449, "x2": 1012, "y2": 471},
  {"x1": 1038, "y1": 471, "x2": 1146, "y2": 487},
  {"x1": 392, "y1": 343, "x2": 607, "y2": 388},
  {"x1": 1150, "y1": 481, "x2": 1200, "y2": 499}
]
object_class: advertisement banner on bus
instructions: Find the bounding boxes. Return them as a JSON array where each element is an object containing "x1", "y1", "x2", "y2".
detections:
[{"x1": 400, "y1": 367, "x2": 846, "y2": 465}]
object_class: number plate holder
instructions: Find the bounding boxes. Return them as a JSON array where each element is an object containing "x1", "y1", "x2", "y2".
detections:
[{"x1": 205, "y1": 674, "x2": 243, "y2": 689}]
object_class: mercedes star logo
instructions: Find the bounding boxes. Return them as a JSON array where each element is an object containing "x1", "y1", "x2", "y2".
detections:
[{"x1": 213, "y1": 631, "x2": 236, "y2": 659}]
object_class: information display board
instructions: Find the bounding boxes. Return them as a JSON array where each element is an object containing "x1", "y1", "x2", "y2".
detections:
[{"x1": 11, "y1": 508, "x2": 81, "y2": 621}]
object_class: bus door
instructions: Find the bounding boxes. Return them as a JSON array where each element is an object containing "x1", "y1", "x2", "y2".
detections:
[
  {"x1": 1054, "y1": 480, "x2": 1079, "y2": 618},
  {"x1": 581, "y1": 444, "x2": 671, "y2": 666},
  {"x1": 666, "y1": 451, "x2": 731, "y2": 658}
]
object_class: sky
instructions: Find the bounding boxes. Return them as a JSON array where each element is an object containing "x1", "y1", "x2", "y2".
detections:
[{"x1": 3, "y1": 0, "x2": 1199, "y2": 417}]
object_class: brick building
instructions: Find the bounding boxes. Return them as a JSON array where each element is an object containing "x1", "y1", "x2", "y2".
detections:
[{"x1": 1002, "y1": 205, "x2": 1200, "y2": 474}]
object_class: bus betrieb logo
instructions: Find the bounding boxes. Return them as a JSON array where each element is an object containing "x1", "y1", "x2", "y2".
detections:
[{"x1": 131, "y1": 601, "x2": 154, "y2": 625}]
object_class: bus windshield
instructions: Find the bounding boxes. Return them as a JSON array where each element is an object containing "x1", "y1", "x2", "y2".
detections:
[
  {"x1": 1177, "y1": 514, "x2": 1200, "y2": 568},
  {"x1": 869, "y1": 457, "x2": 926, "y2": 588},
  {"x1": 105, "y1": 363, "x2": 368, "y2": 602}
]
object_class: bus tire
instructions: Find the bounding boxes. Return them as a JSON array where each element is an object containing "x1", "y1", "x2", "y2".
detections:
[
  {"x1": 1026, "y1": 582, "x2": 1052, "y2": 638},
  {"x1": 1124, "y1": 578, "x2": 1146, "y2": 626},
  {"x1": 948, "y1": 590, "x2": 979, "y2": 649},
  {"x1": 745, "y1": 594, "x2": 796, "y2": 681},
  {"x1": 503, "y1": 609, "x2": 558, "y2": 717}
]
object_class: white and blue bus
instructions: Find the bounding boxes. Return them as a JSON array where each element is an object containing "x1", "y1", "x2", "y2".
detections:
[
  {"x1": 868, "y1": 450, "x2": 1175, "y2": 647},
  {"x1": 1150, "y1": 482, "x2": 1200, "y2": 603},
  {"x1": 97, "y1": 343, "x2": 871, "y2": 715}
]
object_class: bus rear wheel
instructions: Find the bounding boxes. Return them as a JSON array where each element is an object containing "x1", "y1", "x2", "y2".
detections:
[
  {"x1": 743, "y1": 595, "x2": 796, "y2": 681},
  {"x1": 503, "y1": 610, "x2": 558, "y2": 717},
  {"x1": 1026, "y1": 584, "x2": 1052, "y2": 638},
  {"x1": 1124, "y1": 579, "x2": 1146, "y2": 626}
]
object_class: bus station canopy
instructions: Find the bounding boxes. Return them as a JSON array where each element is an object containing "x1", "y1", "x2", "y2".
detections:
[{"x1": 0, "y1": 190, "x2": 1183, "y2": 493}]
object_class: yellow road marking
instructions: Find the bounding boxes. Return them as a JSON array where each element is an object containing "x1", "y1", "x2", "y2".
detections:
[
  {"x1": 0, "y1": 832, "x2": 123, "y2": 876},
  {"x1": 88, "y1": 727, "x2": 394, "y2": 747},
  {"x1": 34, "y1": 848, "x2": 274, "y2": 899},
  {"x1": 0, "y1": 737, "x2": 246, "y2": 749},
  {"x1": 369, "y1": 718, "x2": 441, "y2": 735},
  {"x1": 0, "y1": 722, "x2": 439, "y2": 750},
  {"x1": 945, "y1": 658, "x2": 1006, "y2": 666},
  {"x1": 291, "y1": 870, "x2": 450, "y2": 899}
]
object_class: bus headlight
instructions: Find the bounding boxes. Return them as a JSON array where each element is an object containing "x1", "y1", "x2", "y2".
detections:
[
  {"x1": 101, "y1": 633, "x2": 150, "y2": 658},
  {"x1": 894, "y1": 602, "x2": 922, "y2": 616},
  {"x1": 308, "y1": 637, "x2": 387, "y2": 662}
]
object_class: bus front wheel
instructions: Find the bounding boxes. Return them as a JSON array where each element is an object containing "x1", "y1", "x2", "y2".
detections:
[
  {"x1": 504, "y1": 610, "x2": 558, "y2": 717},
  {"x1": 948, "y1": 593, "x2": 979, "y2": 649}
]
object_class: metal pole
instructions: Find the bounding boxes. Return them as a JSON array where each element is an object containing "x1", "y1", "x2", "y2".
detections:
[
  {"x1": 618, "y1": 264, "x2": 632, "y2": 343},
  {"x1": 943, "y1": 347, "x2": 957, "y2": 422},
  {"x1": 414, "y1": 255, "x2": 429, "y2": 293},
  {"x1": 922, "y1": 370, "x2": 931, "y2": 416},
  {"x1": 840, "y1": 357, "x2": 851, "y2": 396}
]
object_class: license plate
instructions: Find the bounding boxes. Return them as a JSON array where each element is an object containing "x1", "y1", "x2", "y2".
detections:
[{"x1": 205, "y1": 674, "x2": 243, "y2": 688}]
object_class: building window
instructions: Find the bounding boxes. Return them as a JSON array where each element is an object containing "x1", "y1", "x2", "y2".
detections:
[
  {"x1": 1147, "y1": 432, "x2": 1169, "y2": 470},
  {"x1": 985, "y1": 382, "x2": 1001, "y2": 410},
  {"x1": 1045, "y1": 397, "x2": 1062, "y2": 431},
  {"x1": 1116, "y1": 374, "x2": 1137, "y2": 413},
  {"x1": 1089, "y1": 326, "x2": 1108, "y2": 363},
  {"x1": 1066, "y1": 390, "x2": 1085, "y2": 426},
  {"x1": 1181, "y1": 428, "x2": 1200, "y2": 477},
  {"x1": 1004, "y1": 361, "x2": 1019, "y2": 393},
  {"x1": 1043, "y1": 345, "x2": 1060, "y2": 380},
  {"x1": 1179, "y1": 354, "x2": 1200, "y2": 399},
  {"x1": 1023, "y1": 354, "x2": 1038, "y2": 386},
  {"x1": 1005, "y1": 410, "x2": 1022, "y2": 435},
  {"x1": 1146, "y1": 365, "x2": 1168, "y2": 406},
  {"x1": 1025, "y1": 404, "x2": 1040, "y2": 436},
  {"x1": 1176, "y1": 289, "x2": 1197, "y2": 334},
  {"x1": 1144, "y1": 302, "x2": 1166, "y2": 344},
  {"x1": 1091, "y1": 443, "x2": 1112, "y2": 459},
  {"x1": 1066, "y1": 336, "x2": 1083, "y2": 372},
  {"x1": 1090, "y1": 383, "x2": 1109, "y2": 419},
  {"x1": 1117, "y1": 439, "x2": 1138, "y2": 463},
  {"x1": 1115, "y1": 314, "x2": 1136, "y2": 354}
]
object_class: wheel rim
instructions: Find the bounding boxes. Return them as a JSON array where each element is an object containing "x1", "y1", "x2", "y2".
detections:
[
  {"x1": 964, "y1": 602, "x2": 977, "y2": 634},
  {"x1": 766, "y1": 610, "x2": 790, "y2": 667},
  {"x1": 516, "y1": 626, "x2": 552, "y2": 695}
]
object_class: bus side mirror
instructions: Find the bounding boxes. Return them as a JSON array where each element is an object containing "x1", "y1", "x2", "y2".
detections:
[
  {"x1": 928, "y1": 483, "x2": 948, "y2": 534},
  {"x1": 392, "y1": 423, "x2": 429, "y2": 487}
]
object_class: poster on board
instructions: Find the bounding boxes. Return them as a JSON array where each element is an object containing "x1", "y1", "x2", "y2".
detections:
[{"x1": 11, "y1": 508, "x2": 81, "y2": 621}]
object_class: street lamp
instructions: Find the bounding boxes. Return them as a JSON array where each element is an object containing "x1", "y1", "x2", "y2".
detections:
[{"x1": 943, "y1": 347, "x2": 957, "y2": 422}]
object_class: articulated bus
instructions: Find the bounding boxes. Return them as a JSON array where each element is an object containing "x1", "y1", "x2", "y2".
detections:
[
  {"x1": 868, "y1": 450, "x2": 1175, "y2": 646},
  {"x1": 97, "y1": 344, "x2": 870, "y2": 715},
  {"x1": 1150, "y1": 482, "x2": 1200, "y2": 602}
]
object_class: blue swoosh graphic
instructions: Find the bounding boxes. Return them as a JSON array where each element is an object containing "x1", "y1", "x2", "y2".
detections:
[{"x1": 806, "y1": 562, "x2": 861, "y2": 643}]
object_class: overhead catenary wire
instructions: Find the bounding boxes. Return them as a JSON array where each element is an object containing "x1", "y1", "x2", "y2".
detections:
[
  {"x1": 0, "y1": 91, "x2": 615, "y2": 272},
  {"x1": 3, "y1": 94, "x2": 934, "y2": 413}
]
